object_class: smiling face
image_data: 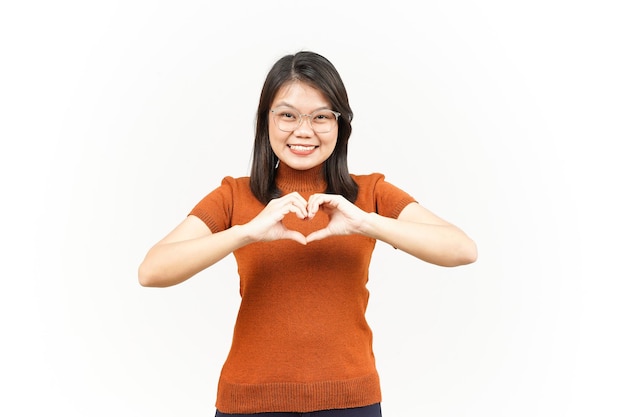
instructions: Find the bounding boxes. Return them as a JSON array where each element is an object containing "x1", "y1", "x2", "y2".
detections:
[{"x1": 269, "y1": 81, "x2": 338, "y2": 171}]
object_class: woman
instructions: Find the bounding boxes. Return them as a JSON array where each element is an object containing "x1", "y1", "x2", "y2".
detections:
[{"x1": 139, "y1": 51, "x2": 477, "y2": 416}]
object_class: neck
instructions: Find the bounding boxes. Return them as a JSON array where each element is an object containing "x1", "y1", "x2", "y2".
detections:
[{"x1": 275, "y1": 163, "x2": 327, "y2": 194}]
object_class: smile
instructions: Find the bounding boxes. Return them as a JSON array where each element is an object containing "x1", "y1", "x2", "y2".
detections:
[{"x1": 288, "y1": 145, "x2": 318, "y2": 152}]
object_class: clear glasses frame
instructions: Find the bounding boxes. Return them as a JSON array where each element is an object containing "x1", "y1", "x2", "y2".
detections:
[{"x1": 270, "y1": 107, "x2": 341, "y2": 133}]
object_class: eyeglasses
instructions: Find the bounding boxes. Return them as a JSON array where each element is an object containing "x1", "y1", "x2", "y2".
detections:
[{"x1": 270, "y1": 107, "x2": 341, "y2": 133}]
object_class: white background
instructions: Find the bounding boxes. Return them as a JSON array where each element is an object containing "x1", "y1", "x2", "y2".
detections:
[{"x1": 1, "y1": 1, "x2": 624, "y2": 416}]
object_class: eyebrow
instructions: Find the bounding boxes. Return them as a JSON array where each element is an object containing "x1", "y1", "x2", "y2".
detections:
[{"x1": 272, "y1": 102, "x2": 332, "y2": 112}]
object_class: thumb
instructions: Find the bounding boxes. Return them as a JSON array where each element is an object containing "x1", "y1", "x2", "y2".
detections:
[
  {"x1": 305, "y1": 228, "x2": 332, "y2": 244},
  {"x1": 284, "y1": 230, "x2": 307, "y2": 245}
]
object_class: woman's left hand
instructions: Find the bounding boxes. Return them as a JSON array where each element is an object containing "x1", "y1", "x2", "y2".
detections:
[
  {"x1": 305, "y1": 194, "x2": 478, "y2": 266},
  {"x1": 305, "y1": 193, "x2": 368, "y2": 243}
]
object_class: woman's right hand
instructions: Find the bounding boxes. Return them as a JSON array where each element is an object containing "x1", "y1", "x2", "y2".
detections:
[
  {"x1": 243, "y1": 192, "x2": 308, "y2": 245},
  {"x1": 139, "y1": 192, "x2": 309, "y2": 287}
]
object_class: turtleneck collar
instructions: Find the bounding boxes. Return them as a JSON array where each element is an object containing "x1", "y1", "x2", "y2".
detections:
[{"x1": 275, "y1": 162, "x2": 327, "y2": 194}]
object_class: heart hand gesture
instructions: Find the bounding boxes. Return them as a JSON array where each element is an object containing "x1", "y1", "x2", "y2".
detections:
[
  {"x1": 245, "y1": 192, "x2": 367, "y2": 245},
  {"x1": 305, "y1": 193, "x2": 368, "y2": 243},
  {"x1": 246, "y1": 192, "x2": 309, "y2": 245}
]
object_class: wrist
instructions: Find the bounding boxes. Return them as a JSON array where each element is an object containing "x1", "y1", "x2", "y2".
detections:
[
  {"x1": 357, "y1": 212, "x2": 380, "y2": 238},
  {"x1": 230, "y1": 224, "x2": 257, "y2": 246}
]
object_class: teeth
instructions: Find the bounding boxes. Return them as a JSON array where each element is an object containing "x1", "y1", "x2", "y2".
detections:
[{"x1": 289, "y1": 145, "x2": 316, "y2": 151}]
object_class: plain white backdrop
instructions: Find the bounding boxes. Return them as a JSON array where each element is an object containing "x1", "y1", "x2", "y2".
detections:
[{"x1": 1, "y1": 1, "x2": 624, "y2": 416}]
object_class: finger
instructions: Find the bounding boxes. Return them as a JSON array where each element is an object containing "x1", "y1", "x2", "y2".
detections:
[
  {"x1": 306, "y1": 193, "x2": 325, "y2": 217},
  {"x1": 305, "y1": 228, "x2": 333, "y2": 243},
  {"x1": 273, "y1": 197, "x2": 304, "y2": 218},
  {"x1": 307, "y1": 194, "x2": 338, "y2": 218},
  {"x1": 282, "y1": 192, "x2": 308, "y2": 218},
  {"x1": 284, "y1": 230, "x2": 307, "y2": 245},
  {"x1": 289, "y1": 191, "x2": 309, "y2": 207},
  {"x1": 287, "y1": 200, "x2": 308, "y2": 219},
  {"x1": 283, "y1": 191, "x2": 308, "y2": 208}
]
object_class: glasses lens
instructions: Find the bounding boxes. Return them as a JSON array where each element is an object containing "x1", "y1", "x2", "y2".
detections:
[
  {"x1": 272, "y1": 108, "x2": 339, "y2": 133},
  {"x1": 272, "y1": 108, "x2": 299, "y2": 132},
  {"x1": 309, "y1": 110, "x2": 338, "y2": 133}
]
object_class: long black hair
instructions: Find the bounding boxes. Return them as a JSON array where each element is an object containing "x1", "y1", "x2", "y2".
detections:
[{"x1": 249, "y1": 51, "x2": 358, "y2": 204}]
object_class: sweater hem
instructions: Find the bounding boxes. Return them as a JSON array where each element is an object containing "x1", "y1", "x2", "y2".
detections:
[{"x1": 215, "y1": 372, "x2": 382, "y2": 414}]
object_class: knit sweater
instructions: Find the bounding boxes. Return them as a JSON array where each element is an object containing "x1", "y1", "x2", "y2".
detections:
[{"x1": 189, "y1": 164, "x2": 416, "y2": 413}]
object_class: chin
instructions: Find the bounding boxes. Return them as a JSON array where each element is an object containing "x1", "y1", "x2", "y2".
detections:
[{"x1": 287, "y1": 160, "x2": 323, "y2": 171}]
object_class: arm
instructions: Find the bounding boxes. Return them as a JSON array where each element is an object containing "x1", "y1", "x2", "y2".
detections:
[
  {"x1": 138, "y1": 192, "x2": 309, "y2": 287},
  {"x1": 363, "y1": 202, "x2": 477, "y2": 266},
  {"x1": 305, "y1": 196, "x2": 477, "y2": 267},
  {"x1": 138, "y1": 216, "x2": 250, "y2": 287}
]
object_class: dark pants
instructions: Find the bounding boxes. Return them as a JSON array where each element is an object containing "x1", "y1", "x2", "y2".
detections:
[{"x1": 215, "y1": 403, "x2": 382, "y2": 417}]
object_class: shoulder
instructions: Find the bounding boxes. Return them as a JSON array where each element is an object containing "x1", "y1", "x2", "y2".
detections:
[
  {"x1": 219, "y1": 175, "x2": 251, "y2": 187},
  {"x1": 210, "y1": 175, "x2": 252, "y2": 196},
  {"x1": 350, "y1": 172, "x2": 417, "y2": 217},
  {"x1": 192, "y1": 175, "x2": 252, "y2": 207},
  {"x1": 350, "y1": 172, "x2": 412, "y2": 194},
  {"x1": 189, "y1": 175, "x2": 256, "y2": 232},
  {"x1": 350, "y1": 172, "x2": 386, "y2": 187}
]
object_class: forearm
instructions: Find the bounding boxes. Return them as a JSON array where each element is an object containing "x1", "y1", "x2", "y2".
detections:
[
  {"x1": 138, "y1": 225, "x2": 251, "y2": 287},
  {"x1": 360, "y1": 212, "x2": 477, "y2": 267}
]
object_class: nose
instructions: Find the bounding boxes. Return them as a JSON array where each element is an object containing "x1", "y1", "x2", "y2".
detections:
[{"x1": 293, "y1": 114, "x2": 315, "y2": 136}]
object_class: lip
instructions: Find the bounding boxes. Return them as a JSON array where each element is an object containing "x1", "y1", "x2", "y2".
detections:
[{"x1": 287, "y1": 144, "x2": 319, "y2": 156}]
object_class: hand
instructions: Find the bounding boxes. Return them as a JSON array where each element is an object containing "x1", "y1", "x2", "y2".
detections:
[
  {"x1": 244, "y1": 192, "x2": 309, "y2": 245},
  {"x1": 305, "y1": 193, "x2": 368, "y2": 243}
]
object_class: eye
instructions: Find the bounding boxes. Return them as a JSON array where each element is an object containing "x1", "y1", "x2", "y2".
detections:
[
  {"x1": 312, "y1": 110, "x2": 335, "y2": 121},
  {"x1": 280, "y1": 111, "x2": 296, "y2": 120}
]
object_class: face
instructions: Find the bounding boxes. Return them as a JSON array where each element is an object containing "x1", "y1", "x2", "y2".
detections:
[{"x1": 269, "y1": 81, "x2": 338, "y2": 171}]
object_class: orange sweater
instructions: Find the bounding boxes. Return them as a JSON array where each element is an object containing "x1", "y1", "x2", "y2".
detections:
[{"x1": 190, "y1": 164, "x2": 416, "y2": 413}]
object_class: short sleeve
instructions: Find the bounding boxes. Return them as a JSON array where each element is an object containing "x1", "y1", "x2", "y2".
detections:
[
  {"x1": 188, "y1": 176, "x2": 236, "y2": 233},
  {"x1": 353, "y1": 173, "x2": 417, "y2": 219}
]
